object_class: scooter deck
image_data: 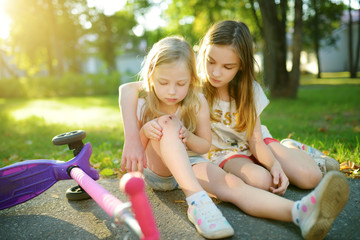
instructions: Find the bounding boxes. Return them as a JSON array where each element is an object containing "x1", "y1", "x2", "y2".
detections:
[{"x1": 0, "y1": 143, "x2": 98, "y2": 210}]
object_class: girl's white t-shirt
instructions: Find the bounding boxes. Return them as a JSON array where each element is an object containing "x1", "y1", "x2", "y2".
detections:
[{"x1": 205, "y1": 81, "x2": 273, "y2": 165}]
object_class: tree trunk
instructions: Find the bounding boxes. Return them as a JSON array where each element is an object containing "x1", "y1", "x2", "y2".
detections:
[
  {"x1": 313, "y1": 0, "x2": 321, "y2": 78},
  {"x1": 48, "y1": 0, "x2": 64, "y2": 76},
  {"x1": 289, "y1": 0, "x2": 303, "y2": 96},
  {"x1": 257, "y1": 0, "x2": 297, "y2": 98},
  {"x1": 46, "y1": 32, "x2": 55, "y2": 76},
  {"x1": 103, "y1": 15, "x2": 116, "y2": 73},
  {"x1": 353, "y1": 6, "x2": 360, "y2": 77},
  {"x1": 348, "y1": 3, "x2": 355, "y2": 78},
  {"x1": 0, "y1": 50, "x2": 18, "y2": 78},
  {"x1": 315, "y1": 49, "x2": 321, "y2": 78}
]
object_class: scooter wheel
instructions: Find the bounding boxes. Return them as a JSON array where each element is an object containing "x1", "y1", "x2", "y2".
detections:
[
  {"x1": 52, "y1": 130, "x2": 86, "y2": 146},
  {"x1": 66, "y1": 185, "x2": 91, "y2": 201}
]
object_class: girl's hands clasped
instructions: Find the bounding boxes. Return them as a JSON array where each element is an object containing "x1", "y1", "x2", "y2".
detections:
[{"x1": 269, "y1": 162, "x2": 289, "y2": 196}]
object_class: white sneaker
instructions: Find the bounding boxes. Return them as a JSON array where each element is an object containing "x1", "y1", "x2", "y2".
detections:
[
  {"x1": 280, "y1": 139, "x2": 340, "y2": 174},
  {"x1": 297, "y1": 171, "x2": 349, "y2": 240},
  {"x1": 187, "y1": 196, "x2": 234, "y2": 239},
  {"x1": 313, "y1": 156, "x2": 340, "y2": 175}
]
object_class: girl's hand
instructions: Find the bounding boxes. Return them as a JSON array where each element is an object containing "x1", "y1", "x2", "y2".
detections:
[
  {"x1": 121, "y1": 138, "x2": 146, "y2": 173},
  {"x1": 178, "y1": 122, "x2": 189, "y2": 144},
  {"x1": 142, "y1": 119, "x2": 163, "y2": 141},
  {"x1": 269, "y1": 163, "x2": 289, "y2": 196}
]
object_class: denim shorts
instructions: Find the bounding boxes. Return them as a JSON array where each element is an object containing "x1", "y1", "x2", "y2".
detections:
[{"x1": 142, "y1": 156, "x2": 209, "y2": 191}]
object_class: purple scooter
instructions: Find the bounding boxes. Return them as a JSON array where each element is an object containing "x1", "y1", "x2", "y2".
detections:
[{"x1": 0, "y1": 130, "x2": 160, "y2": 240}]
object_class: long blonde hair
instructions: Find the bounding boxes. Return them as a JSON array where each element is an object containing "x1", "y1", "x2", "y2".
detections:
[
  {"x1": 198, "y1": 21, "x2": 257, "y2": 139},
  {"x1": 138, "y1": 36, "x2": 201, "y2": 132}
]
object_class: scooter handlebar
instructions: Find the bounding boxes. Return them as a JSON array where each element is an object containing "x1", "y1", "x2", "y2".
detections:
[{"x1": 120, "y1": 172, "x2": 160, "y2": 240}]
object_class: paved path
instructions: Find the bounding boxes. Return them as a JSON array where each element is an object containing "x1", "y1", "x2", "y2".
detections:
[{"x1": 0, "y1": 177, "x2": 359, "y2": 239}]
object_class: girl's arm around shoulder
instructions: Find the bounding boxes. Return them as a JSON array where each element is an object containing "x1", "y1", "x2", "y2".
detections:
[
  {"x1": 118, "y1": 81, "x2": 142, "y2": 107},
  {"x1": 184, "y1": 94, "x2": 212, "y2": 154},
  {"x1": 119, "y1": 81, "x2": 145, "y2": 173},
  {"x1": 118, "y1": 81, "x2": 143, "y2": 138}
]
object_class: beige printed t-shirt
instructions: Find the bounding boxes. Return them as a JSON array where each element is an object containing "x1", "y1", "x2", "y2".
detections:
[{"x1": 205, "y1": 81, "x2": 272, "y2": 166}]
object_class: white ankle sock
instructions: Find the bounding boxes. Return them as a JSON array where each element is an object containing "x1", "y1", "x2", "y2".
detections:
[
  {"x1": 291, "y1": 200, "x2": 302, "y2": 226},
  {"x1": 186, "y1": 190, "x2": 208, "y2": 206},
  {"x1": 291, "y1": 193, "x2": 318, "y2": 227}
]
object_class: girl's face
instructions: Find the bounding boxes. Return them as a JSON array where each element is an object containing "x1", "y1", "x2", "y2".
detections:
[
  {"x1": 152, "y1": 60, "x2": 191, "y2": 113},
  {"x1": 205, "y1": 44, "x2": 240, "y2": 95}
]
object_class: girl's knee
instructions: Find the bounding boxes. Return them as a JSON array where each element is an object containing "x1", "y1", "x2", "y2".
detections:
[
  {"x1": 224, "y1": 173, "x2": 245, "y2": 188},
  {"x1": 158, "y1": 115, "x2": 181, "y2": 131},
  {"x1": 251, "y1": 173, "x2": 273, "y2": 191},
  {"x1": 305, "y1": 169, "x2": 322, "y2": 189},
  {"x1": 226, "y1": 171, "x2": 271, "y2": 192},
  {"x1": 214, "y1": 173, "x2": 245, "y2": 201},
  {"x1": 242, "y1": 168, "x2": 273, "y2": 191},
  {"x1": 293, "y1": 166, "x2": 322, "y2": 189}
]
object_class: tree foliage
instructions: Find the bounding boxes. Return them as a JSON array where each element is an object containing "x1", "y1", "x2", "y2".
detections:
[
  {"x1": 250, "y1": 0, "x2": 303, "y2": 98},
  {"x1": 4, "y1": 0, "x2": 137, "y2": 76},
  {"x1": 131, "y1": 0, "x2": 305, "y2": 98},
  {"x1": 347, "y1": 1, "x2": 360, "y2": 78},
  {"x1": 3, "y1": 0, "x2": 355, "y2": 98},
  {"x1": 4, "y1": 0, "x2": 89, "y2": 76},
  {"x1": 303, "y1": 0, "x2": 345, "y2": 78},
  {"x1": 88, "y1": 9, "x2": 137, "y2": 73}
]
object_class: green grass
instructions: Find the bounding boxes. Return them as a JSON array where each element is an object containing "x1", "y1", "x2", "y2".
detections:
[
  {"x1": 0, "y1": 80, "x2": 359, "y2": 177},
  {"x1": 261, "y1": 84, "x2": 360, "y2": 165},
  {"x1": 0, "y1": 96, "x2": 125, "y2": 176},
  {"x1": 300, "y1": 71, "x2": 360, "y2": 86}
]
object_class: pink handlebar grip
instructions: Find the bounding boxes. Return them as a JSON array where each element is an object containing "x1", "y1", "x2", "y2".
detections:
[
  {"x1": 120, "y1": 172, "x2": 160, "y2": 240},
  {"x1": 70, "y1": 167, "x2": 143, "y2": 237},
  {"x1": 70, "y1": 167, "x2": 124, "y2": 217}
]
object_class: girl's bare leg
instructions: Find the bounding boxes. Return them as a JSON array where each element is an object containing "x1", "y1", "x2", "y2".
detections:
[
  {"x1": 267, "y1": 142, "x2": 322, "y2": 189},
  {"x1": 145, "y1": 115, "x2": 203, "y2": 197},
  {"x1": 193, "y1": 163, "x2": 349, "y2": 239},
  {"x1": 222, "y1": 157, "x2": 274, "y2": 191},
  {"x1": 193, "y1": 162, "x2": 293, "y2": 221},
  {"x1": 145, "y1": 115, "x2": 234, "y2": 238}
]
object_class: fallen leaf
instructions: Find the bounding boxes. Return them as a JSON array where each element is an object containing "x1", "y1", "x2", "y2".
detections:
[
  {"x1": 318, "y1": 127, "x2": 327, "y2": 133},
  {"x1": 9, "y1": 155, "x2": 19, "y2": 161},
  {"x1": 287, "y1": 132, "x2": 295, "y2": 139},
  {"x1": 322, "y1": 150, "x2": 330, "y2": 156},
  {"x1": 92, "y1": 162, "x2": 101, "y2": 169},
  {"x1": 100, "y1": 168, "x2": 114, "y2": 176},
  {"x1": 353, "y1": 126, "x2": 360, "y2": 133},
  {"x1": 340, "y1": 161, "x2": 360, "y2": 179},
  {"x1": 52, "y1": 194, "x2": 59, "y2": 199},
  {"x1": 324, "y1": 115, "x2": 334, "y2": 121},
  {"x1": 340, "y1": 161, "x2": 360, "y2": 170}
]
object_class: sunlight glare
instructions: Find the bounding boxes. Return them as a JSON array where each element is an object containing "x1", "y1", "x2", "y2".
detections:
[
  {"x1": 10, "y1": 100, "x2": 121, "y2": 127},
  {"x1": 87, "y1": 0, "x2": 126, "y2": 16},
  {"x1": 0, "y1": 0, "x2": 11, "y2": 39}
]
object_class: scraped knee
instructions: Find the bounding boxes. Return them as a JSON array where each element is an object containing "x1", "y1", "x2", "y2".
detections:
[{"x1": 157, "y1": 115, "x2": 181, "y2": 131}]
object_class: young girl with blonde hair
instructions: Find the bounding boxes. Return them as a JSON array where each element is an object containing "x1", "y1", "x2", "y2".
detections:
[{"x1": 122, "y1": 36, "x2": 234, "y2": 239}]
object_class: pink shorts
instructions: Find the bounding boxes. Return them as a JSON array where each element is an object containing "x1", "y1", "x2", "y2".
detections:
[{"x1": 218, "y1": 138, "x2": 279, "y2": 168}]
